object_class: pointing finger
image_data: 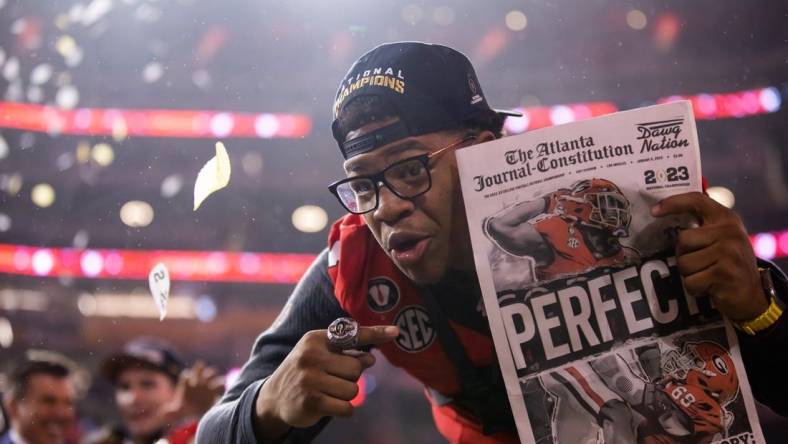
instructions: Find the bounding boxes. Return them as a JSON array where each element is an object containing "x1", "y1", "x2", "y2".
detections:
[{"x1": 354, "y1": 325, "x2": 400, "y2": 347}]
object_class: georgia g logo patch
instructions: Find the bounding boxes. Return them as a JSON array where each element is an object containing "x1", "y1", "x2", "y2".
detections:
[
  {"x1": 367, "y1": 277, "x2": 400, "y2": 313},
  {"x1": 712, "y1": 355, "x2": 729, "y2": 374}
]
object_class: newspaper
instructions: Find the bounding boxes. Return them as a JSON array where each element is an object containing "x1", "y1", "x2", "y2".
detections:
[{"x1": 456, "y1": 101, "x2": 765, "y2": 444}]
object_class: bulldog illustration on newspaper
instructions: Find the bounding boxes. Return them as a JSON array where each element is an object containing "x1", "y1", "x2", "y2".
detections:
[{"x1": 457, "y1": 101, "x2": 765, "y2": 444}]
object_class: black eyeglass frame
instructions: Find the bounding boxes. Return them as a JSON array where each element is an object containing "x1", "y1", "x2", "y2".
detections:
[{"x1": 328, "y1": 135, "x2": 477, "y2": 215}]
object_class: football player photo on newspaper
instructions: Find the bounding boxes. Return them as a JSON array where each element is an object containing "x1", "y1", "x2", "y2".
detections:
[{"x1": 523, "y1": 326, "x2": 754, "y2": 444}]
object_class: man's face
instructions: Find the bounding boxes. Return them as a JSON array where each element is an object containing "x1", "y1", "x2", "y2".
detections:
[
  {"x1": 343, "y1": 118, "x2": 489, "y2": 284},
  {"x1": 114, "y1": 367, "x2": 176, "y2": 440},
  {"x1": 8, "y1": 374, "x2": 76, "y2": 444}
]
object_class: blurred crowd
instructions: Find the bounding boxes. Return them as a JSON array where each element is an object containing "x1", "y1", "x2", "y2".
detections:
[{"x1": 0, "y1": 338, "x2": 224, "y2": 444}]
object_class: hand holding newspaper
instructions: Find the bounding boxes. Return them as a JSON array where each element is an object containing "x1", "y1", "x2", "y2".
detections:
[{"x1": 457, "y1": 101, "x2": 765, "y2": 444}]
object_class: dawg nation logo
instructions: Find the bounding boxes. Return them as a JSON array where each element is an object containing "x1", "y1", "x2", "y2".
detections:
[
  {"x1": 333, "y1": 66, "x2": 406, "y2": 117},
  {"x1": 635, "y1": 117, "x2": 689, "y2": 153}
]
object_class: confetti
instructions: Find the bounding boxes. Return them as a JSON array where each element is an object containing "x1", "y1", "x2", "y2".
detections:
[
  {"x1": 3, "y1": 57, "x2": 20, "y2": 81},
  {"x1": 0, "y1": 213, "x2": 11, "y2": 232},
  {"x1": 0, "y1": 135, "x2": 7, "y2": 160},
  {"x1": 81, "y1": 0, "x2": 114, "y2": 27},
  {"x1": 193, "y1": 141, "x2": 231, "y2": 211},
  {"x1": 56, "y1": 85, "x2": 79, "y2": 109},
  {"x1": 72, "y1": 229, "x2": 89, "y2": 248},
  {"x1": 148, "y1": 262, "x2": 170, "y2": 321},
  {"x1": 161, "y1": 174, "x2": 183, "y2": 198},
  {"x1": 56, "y1": 152, "x2": 75, "y2": 171},
  {"x1": 142, "y1": 61, "x2": 163, "y2": 83},
  {"x1": 30, "y1": 63, "x2": 53, "y2": 85}
]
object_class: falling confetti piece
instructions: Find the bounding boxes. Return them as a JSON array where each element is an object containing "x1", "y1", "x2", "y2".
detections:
[
  {"x1": 142, "y1": 61, "x2": 163, "y2": 83},
  {"x1": 3, "y1": 57, "x2": 20, "y2": 81},
  {"x1": 148, "y1": 262, "x2": 170, "y2": 321},
  {"x1": 161, "y1": 174, "x2": 183, "y2": 198},
  {"x1": 0, "y1": 135, "x2": 8, "y2": 160},
  {"x1": 30, "y1": 63, "x2": 53, "y2": 85},
  {"x1": 0, "y1": 213, "x2": 11, "y2": 232},
  {"x1": 56, "y1": 85, "x2": 79, "y2": 109},
  {"x1": 193, "y1": 141, "x2": 231, "y2": 211}
]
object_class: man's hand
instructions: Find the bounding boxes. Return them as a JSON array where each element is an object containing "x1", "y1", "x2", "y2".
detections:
[
  {"x1": 652, "y1": 192, "x2": 767, "y2": 321},
  {"x1": 254, "y1": 325, "x2": 399, "y2": 440},
  {"x1": 164, "y1": 361, "x2": 225, "y2": 421}
]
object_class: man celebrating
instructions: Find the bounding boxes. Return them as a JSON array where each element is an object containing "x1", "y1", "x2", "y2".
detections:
[
  {"x1": 1, "y1": 352, "x2": 77, "y2": 444},
  {"x1": 197, "y1": 42, "x2": 788, "y2": 443},
  {"x1": 90, "y1": 337, "x2": 223, "y2": 444}
]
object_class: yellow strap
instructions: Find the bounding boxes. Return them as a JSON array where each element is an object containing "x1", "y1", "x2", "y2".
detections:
[{"x1": 737, "y1": 298, "x2": 783, "y2": 335}]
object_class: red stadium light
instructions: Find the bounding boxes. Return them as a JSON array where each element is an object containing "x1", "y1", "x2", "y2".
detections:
[
  {"x1": 0, "y1": 244, "x2": 316, "y2": 284},
  {"x1": 503, "y1": 85, "x2": 781, "y2": 136},
  {"x1": 504, "y1": 102, "x2": 619, "y2": 134},
  {"x1": 0, "y1": 101, "x2": 312, "y2": 139},
  {"x1": 750, "y1": 230, "x2": 788, "y2": 261},
  {"x1": 1, "y1": 229, "x2": 786, "y2": 283},
  {"x1": 658, "y1": 87, "x2": 781, "y2": 120},
  {"x1": 0, "y1": 85, "x2": 781, "y2": 139},
  {"x1": 752, "y1": 233, "x2": 777, "y2": 260}
]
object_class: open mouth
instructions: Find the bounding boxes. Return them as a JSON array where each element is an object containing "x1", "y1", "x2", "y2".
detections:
[{"x1": 389, "y1": 236, "x2": 430, "y2": 264}]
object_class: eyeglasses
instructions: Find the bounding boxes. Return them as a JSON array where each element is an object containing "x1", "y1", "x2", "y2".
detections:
[{"x1": 328, "y1": 135, "x2": 476, "y2": 215}]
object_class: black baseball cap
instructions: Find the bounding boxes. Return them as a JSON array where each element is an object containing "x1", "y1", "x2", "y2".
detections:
[
  {"x1": 331, "y1": 41, "x2": 521, "y2": 159},
  {"x1": 101, "y1": 337, "x2": 185, "y2": 384}
]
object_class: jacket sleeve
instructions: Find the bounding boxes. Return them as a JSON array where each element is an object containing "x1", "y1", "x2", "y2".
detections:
[
  {"x1": 738, "y1": 260, "x2": 788, "y2": 416},
  {"x1": 196, "y1": 249, "x2": 349, "y2": 443}
]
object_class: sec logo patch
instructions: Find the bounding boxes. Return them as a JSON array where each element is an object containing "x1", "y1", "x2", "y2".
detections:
[
  {"x1": 394, "y1": 306, "x2": 435, "y2": 352},
  {"x1": 367, "y1": 277, "x2": 400, "y2": 313}
]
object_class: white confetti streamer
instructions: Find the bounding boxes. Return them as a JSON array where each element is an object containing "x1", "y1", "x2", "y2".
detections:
[
  {"x1": 193, "y1": 141, "x2": 231, "y2": 211},
  {"x1": 148, "y1": 262, "x2": 170, "y2": 321}
]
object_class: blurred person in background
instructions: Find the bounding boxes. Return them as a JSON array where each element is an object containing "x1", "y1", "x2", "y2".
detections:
[
  {"x1": 86, "y1": 337, "x2": 223, "y2": 444},
  {"x1": 1, "y1": 351, "x2": 78, "y2": 444},
  {"x1": 196, "y1": 41, "x2": 788, "y2": 443}
]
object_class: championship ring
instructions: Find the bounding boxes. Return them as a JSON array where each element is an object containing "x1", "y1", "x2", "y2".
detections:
[{"x1": 327, "y1": 317, "x2": 359, "y2": 350}]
